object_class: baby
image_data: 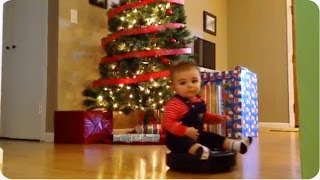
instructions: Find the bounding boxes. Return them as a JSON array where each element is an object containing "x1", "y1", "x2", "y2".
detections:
[{"x1": 162, "y1": 61, "x2": 252, "y2": 160}]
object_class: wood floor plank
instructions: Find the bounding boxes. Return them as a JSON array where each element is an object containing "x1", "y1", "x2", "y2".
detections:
[{"x1": 0, "y1": 128, "x2": 301, "y2": 179}]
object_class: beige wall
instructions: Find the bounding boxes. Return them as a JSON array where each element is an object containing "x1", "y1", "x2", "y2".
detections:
[
  {"x1": 58, "y1": 0, "x2": 106, "y2": 110},
  {"x1": 227, "y1": 0, "x2": 289, "y2": 123},
  {"x1": 185, "y1": 0, "x2": 228, "y2": 70}
]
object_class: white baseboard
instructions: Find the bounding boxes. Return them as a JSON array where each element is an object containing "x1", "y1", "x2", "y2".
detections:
[
  {"x1": 41, "y1": 132, "x2": 54, "y2": 142},
  {"x1": 258, "y1": 122, "x2": 290, "y2": 129}
]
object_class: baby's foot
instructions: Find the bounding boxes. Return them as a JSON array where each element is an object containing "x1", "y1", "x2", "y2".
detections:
[
  {"x1": 239, "y1": 137, "x2": 253, "y2": 154},
  {"x1": 195, "y1": 146, "x2": 213, "y2": 160}
]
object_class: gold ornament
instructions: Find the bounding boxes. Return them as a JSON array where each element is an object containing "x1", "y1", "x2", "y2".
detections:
[{"x1": 118, "y1": 43, "x2": 126, "y2": 51}]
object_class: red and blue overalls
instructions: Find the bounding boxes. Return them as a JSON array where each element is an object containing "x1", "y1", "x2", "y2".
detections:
[{"x1": 164, "y1": 94, "x2": 226, "y2": 154}]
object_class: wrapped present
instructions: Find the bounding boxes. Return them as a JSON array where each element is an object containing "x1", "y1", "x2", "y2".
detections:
[
  {"x1": 201, "y1": 66, "x2": 258, "y2": 138},
  {"x1": 54, "y1": 110, "x2": 113, "y2": 144},
  {"x1": 113, "y1": 124, "x2": 166, "y2": 145},
  {"x1": 113, "y1": 134, "x2": 161, "y2": 143},
  {"x1": 201, "y1": 82, "x2": 226, "y2": 136},
  {"x1": 135, "y1": 124, "x2": 163, "y2": 134}
]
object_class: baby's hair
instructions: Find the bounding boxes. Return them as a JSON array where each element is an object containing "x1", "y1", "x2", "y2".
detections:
[{"x1": 169, "y1": 60, "x2": 200, "y2": 81}]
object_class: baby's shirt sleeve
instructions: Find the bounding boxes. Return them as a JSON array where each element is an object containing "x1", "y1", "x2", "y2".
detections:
[
  {"x1": 162, "y1": 99, "x2": 187, "y2": 136},
  {"x1": 204, "y1": 112, "x2": 224, "y2": 124}
]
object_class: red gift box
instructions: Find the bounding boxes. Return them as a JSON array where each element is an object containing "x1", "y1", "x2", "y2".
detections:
[{"x1": 54, "y1": 110, "x2": 113, "y2": 144}]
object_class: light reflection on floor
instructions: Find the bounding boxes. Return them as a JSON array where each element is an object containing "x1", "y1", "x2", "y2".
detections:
[{"x1": 0, "y1": 129, "x2": 301, "y2": 179}]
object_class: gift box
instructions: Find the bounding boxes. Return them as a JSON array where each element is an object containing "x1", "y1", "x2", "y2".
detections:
[
  {"x1": 201, "y1": 83, "x2": 226, "y2": 136},
  {"x1": 201, "y1": 66, "x2": 258, "y2": 138},
  {"x1": 54, "y1": 110, "x2": 113, "y2": 144},
  {"x1": 112, "y1": 133, "x2": 166, "y2": 144},
  {"x1": 113, "y1": 123, "x2": 166, "y2": 145},
  {"x1": 134, "y1": 124, "x2": 163, "y2": 134}
]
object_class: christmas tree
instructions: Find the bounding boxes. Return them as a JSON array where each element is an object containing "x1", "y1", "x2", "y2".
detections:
[{"x1": 83, "y1": 0, "x2": 194, "y2": 120}]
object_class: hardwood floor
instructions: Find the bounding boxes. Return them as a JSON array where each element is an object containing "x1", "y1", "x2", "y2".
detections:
[{"x1": 0, "y1": 128, "x2": 300, "y2": 179}]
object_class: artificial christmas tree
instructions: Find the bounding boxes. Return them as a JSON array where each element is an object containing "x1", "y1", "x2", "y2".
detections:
[{"x1": 83, "y1": 0, "x2": 194, "y2": 127}]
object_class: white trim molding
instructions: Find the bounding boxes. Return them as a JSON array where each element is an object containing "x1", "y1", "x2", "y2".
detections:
[
  {"x1": 40, "y1": 132, "x2": 54, "y2": 142},
  {"x1": 286, "y1": 0, "x2": 296, "y2": 128},
  {"x1": 259, "y1": 122, "x2": 290, "y2": 129}
]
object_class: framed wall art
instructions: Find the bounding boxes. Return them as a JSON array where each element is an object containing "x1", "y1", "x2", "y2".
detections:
[
  {"x1": 89, "y1": 0, "x2": 108, "y2": 9},
  {"x1": 203, "y1": 11, "x2": 217, "y2": 36}
]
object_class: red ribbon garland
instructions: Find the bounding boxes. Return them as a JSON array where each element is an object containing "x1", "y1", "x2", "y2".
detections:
[
  {"x1": 100, "y1": 48, "x2": 191, "y2": 64},
  {"x1": 92, "y1": 71, "x2": 169, "y2": 87},
  {"x1": 101, "y1": 23, "x2": 185, "y2": 48},
  {"x1": 108, "y1": 0, "x2": 185, "y2": 20}
]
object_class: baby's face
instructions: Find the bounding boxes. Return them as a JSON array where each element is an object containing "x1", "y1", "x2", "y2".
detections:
[{"x1": 171, "y1": 68, "x2": 201, "y2": 100}]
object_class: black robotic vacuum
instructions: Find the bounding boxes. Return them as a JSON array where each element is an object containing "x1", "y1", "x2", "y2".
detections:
[{"x1": 166, "y1": 151, "x2": 237, "y2": 173}]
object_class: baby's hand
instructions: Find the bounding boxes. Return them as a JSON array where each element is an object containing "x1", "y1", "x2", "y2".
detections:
[
  {"x1": 219, "y1": 115, "x2": 231, "y2": 122},
  {"x1": 185, "y1": 127, "x2": 199, "y2": 140}
]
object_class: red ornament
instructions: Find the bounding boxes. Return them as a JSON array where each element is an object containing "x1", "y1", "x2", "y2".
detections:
[
  {"x1": 161, "y1": 57, "x2": 170, "y2": 65},
  {"x1": 170, "y1": 38, "x2": 177, "y2": 43},
  {"x1": 166, "y1": 9, "x2": 174, "y2": 16}
]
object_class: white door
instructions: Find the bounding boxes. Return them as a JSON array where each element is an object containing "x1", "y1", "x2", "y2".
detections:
[{"x1": 0, "y1": 0, "x2": 47, "y2": 140}]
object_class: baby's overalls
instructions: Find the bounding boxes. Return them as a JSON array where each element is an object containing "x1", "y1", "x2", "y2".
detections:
[{"x1": 166, "y1": 95, "x2": 226, "y2": 153}]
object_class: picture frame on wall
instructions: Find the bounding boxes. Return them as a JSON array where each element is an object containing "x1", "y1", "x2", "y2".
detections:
[
  {"x1": 203, "y1": 11, "x2": 217, "y2": 36},
  {"x1": 89, "y1": 0, "x2": 108, "y2": 9}
]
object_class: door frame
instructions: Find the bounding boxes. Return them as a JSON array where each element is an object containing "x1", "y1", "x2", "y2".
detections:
[
  {"x1": 0, "y1": 0, "x2": 48, "y2": 141},
  {"x1": 287, "y1": 0, "x2": 297, "y2": 128}
]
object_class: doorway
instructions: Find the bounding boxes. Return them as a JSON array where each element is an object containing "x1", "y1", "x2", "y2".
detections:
[{"x1": 0, "y1": 0, "x2": 48, "y2": 140}]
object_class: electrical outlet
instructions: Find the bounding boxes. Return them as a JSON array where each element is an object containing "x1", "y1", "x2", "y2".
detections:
[{"x1": 71, "y1": 9, "x2": 78, "y2": 24}]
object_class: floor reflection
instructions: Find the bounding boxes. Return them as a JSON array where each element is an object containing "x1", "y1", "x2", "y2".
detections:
[
  {"x1": 242, "y1": 137, "x2": 260, "y2": 179},
  {"x1": 0, "y1": 129, "x2": 301, "y2": 179},
  {"x1": 94, "y1": 145, "x2": 167, "y2": 179}
]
